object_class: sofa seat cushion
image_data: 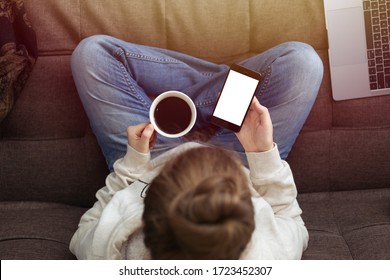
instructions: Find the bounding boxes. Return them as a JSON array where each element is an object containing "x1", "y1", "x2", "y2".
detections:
[
  {"x1": 299, "y1": 188, "x2": 390, "y2": 259},
  {"x1": 23, "y1": 0, "x2": 328, "y2": 59},
  {"x1": 0, "y1": 201, "x2": 86, "y2": 259},
  {"x1": 1, "y1": 189, "x2": 389, "y2": 260}
]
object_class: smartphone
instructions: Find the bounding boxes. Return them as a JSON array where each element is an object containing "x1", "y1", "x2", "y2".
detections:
[{"x1": 211, "y1": 64, "x2": 263, "y2": 132}]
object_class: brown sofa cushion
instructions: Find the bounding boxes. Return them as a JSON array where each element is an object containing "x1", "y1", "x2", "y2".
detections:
[
  {"x1": 299, "y1": 188, "x2": 390, "y2": 259},
  {"x1": 0, "y1": 201, "x2": 86, "y2": 259},
  {"x1": 25, "y1": 0, "x2": 327, "y2": 57}
]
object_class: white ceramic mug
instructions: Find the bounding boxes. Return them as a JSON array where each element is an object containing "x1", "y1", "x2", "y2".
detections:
[{"x1": 149, "y1": 91, "x2": 197, "y2": 138}]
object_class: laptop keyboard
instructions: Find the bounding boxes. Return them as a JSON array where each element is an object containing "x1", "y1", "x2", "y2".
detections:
[{"x1": 363, "y1": 0, "x2": 390, "y2": 90}]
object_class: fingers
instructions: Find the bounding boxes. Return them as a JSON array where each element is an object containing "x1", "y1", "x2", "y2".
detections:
[
  {"x1": 251, "y1": 98, "x2": 271, "y2": 122},
  {"x1": 235, "y1": 98, "x2": 274, "y2": 153},
  {"x1": 251, "y1": 97, "x2": 264, "y2": 113},
  {"x1": 127, "y1": 122, "x2": 156, "y2": 153},
  {"x1": 142, "y1": 123, "x2": 157, "y2": 148},
  {"x1": 141, "y1": 123, "x2": 154, "y2": 140}
]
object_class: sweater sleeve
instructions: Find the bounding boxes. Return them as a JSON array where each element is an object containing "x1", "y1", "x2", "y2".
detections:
[
  {"x1": 245, "y1": 144, "x2": 309, "y2": 259},
  {"x1": 246, "y1": 144, "x2": 301, "y2": 218},
  {"x1": 69, "y1": 144, "x2": 151, "y2": 259}
]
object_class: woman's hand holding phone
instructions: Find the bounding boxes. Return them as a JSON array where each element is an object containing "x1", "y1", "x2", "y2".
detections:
[{"x1": 235, "y1": 98, "x2": 274, "y2": 153}]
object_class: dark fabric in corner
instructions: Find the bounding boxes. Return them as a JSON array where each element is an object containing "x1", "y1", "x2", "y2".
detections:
[{"x1": 0, "y1": 0, "x2": 37, "y2": 122}]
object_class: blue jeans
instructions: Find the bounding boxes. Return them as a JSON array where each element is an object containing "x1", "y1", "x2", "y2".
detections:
[{"x1": 71, "y1": 35, "x2": 323, "y2": 171}]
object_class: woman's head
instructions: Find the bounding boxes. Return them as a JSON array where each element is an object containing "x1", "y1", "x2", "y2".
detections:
[{"x1": 142, "y1": 147, "x2": 255, "y2": 259}]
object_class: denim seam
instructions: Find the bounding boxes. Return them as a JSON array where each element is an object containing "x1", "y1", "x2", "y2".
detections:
[
  {"x1": 258, "y1": 65, "x2": 272, "y2": 98},
  {"x1": 114, "y1": 48, "x2": 152, "y2": 109},
  {"x1": 195, "y1": 95, "x2": 218, "y2": 107},
  {"x1": 124, "y1": 52, "x2": 180, "y2": 64}
]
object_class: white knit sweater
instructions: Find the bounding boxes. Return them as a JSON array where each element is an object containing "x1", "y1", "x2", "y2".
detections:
[{"x1": 69, "y1": 142, "x2": 308, "y2": 260}]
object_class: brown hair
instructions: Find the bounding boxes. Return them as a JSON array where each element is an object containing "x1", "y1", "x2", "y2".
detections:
[{"x1": 142, "y1": 147, "x2": 255, "y2": 259}]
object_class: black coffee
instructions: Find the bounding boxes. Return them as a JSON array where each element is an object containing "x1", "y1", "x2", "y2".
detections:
[{"x1": 154, "y1": 97, "x2": 192, "y2": 134}]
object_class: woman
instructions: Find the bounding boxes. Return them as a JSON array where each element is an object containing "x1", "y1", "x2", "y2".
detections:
[{"x1": 69, "y1": 35, "x2": 323, "y2": 259}]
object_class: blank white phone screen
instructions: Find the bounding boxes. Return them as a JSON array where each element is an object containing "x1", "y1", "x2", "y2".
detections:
[{"x1": 213, "y1": 70, "x2": 259, "y2": 126}]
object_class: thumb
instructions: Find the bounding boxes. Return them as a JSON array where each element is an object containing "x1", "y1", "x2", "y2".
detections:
[
  {"x1": 141, "y1": 123, "x2": 155, "y2": 140},
  {"x1": 139, "y1": 123, "x2": 155, "y2": 152}
]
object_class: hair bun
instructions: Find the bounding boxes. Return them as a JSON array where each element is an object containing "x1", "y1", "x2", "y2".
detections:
[
  {"x1": 143, "y1": 147, "x2": 255, "y2": 259},
  {"x1": 172, "y1": 176, "x2": 243, "y2": 223},
  {"x1": 167, "y1": 175, "x2": 254, "y2": 259}
]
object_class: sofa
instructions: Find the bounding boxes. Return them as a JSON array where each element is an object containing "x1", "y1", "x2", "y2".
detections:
[{"x1": 0, "y1": 0, "x2": 389, "y2": 260}]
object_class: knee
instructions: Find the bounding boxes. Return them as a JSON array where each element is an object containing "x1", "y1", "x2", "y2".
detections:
[
  {"x1": 281, "y1": 42, "x2": 324, "y2": 83},
  {"x1": 71, "y1": 35, "x2": 111, "y2": 71},
  {"x1": 72, "y1": 35, "x2": 102, "y2": 61},
  {"x1": 272, "y1": 42, "x2": 324, "y2": 108}
]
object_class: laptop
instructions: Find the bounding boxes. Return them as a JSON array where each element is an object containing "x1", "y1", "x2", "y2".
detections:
[{"x1": 324, "y1": 0, "x2": 390, "y2": 100}]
